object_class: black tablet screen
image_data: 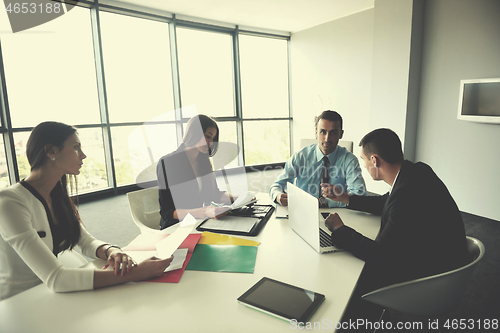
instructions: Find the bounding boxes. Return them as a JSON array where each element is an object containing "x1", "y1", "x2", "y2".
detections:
[{"x1": 238, "y1": 277, "x2": 325, "y2": 321}]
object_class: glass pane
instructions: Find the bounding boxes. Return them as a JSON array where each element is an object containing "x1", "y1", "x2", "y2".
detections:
[
  {"x1": 78, "y1": 128, "x2": 108, "y2": 193},
  {"x1": 180, "y1": 119, "x2": 239, "y2": 171},
  {"x1": 13, "y1": 127, "x2": 107, "y2": 193},
  {"x1": 1, "y1": 6, "x2": 100, "y2": 127},
  {"x1": 13, "y1": 131, "x2": 30, "y2": 181},
  {"x1": 239, "y1": 35, "x2": 289, "y2": 119},
  {"x1": 215, "y1": 121, "x2": 238, "y2": 169},
  {"x1": 100, "y1": 12, "x2": 175, "y2": 123},
  {"x1": 243, "y1": 120, "x2": 290, "y2": 165},
  {"x1": 112, "y1": 124, "x2": 178, "y2": 186},
  {"x1": 177, "y1": 27, "x2": 235, "y2": 118},
  {"x1": 0, "y1": 136, "x2": 9, "y2": 189}
]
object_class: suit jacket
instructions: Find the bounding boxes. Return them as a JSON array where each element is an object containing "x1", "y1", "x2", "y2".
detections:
[
  {"x1": 331, "y1": 160, "x2": 470, "y2": 293},
  {"x1": 157, "y1": 144, "x2": 224, "y2": 229}
]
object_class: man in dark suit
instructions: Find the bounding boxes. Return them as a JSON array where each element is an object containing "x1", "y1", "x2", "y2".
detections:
[{"x1": 322, "y1": 128, "x2": 470, "y2": 326}]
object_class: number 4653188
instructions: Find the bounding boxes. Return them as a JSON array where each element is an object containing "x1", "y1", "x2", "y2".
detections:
[
  {"x1": 444, "y1": 319, "x2": 498, "y2": 330},
  {"x1": 6, "y1": 2, "x2": 62, "y2": 14}
]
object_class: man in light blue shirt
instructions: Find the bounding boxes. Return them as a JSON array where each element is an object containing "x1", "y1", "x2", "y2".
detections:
[{"x1": 270, "y1": 111, "x2": 366, "y2": 207}]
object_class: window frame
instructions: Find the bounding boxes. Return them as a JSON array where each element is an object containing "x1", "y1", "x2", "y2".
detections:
[{"x1": 0, "y1": 0, "x2": 292, "y2": 198}]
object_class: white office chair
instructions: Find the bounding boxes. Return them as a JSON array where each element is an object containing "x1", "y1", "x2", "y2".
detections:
[
  {"x1": 127, "y1": 187, "x2": 162, "y2": 234},
  {"x1": 299, "y1": 138, "x2": 353, "y2": 152},
  {"x1": 338, "y1": 140, "x2": 353, "y2": 152},
  {"x1": 362, "y1": 236, "x2": 484, "y2": 327},
  {"x1": 57, "y1": 250, "x2": 89, "y2": 268}
]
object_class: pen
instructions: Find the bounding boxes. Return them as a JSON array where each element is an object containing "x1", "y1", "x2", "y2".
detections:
[{"x1": 102, "y1": 264, "x2": 109, "y2": 270}]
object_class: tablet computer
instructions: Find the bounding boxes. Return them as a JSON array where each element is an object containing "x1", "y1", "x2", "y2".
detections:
[{"x1": 237, "y1": 277, "x2": 325, "y2": 323}]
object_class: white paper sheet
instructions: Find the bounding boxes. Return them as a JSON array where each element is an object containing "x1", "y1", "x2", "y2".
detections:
[
  {"x1": 155, "y1": 213, "x2": 196, "y2": 258},
  {"x1": 230, "y1": 191, "x2": 257, "y2": 210},
  {"x1": 202, "y1": 215, "x2": 259, "y2": 233},
  {"x1": 275, "y1": 204, "x2": 288, "y2": 219},
  {"x1": 125, "y1": 248, "x2": 188, "y2": 272}
]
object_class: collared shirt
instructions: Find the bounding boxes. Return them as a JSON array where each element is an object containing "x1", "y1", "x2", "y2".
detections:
[
  {"x1": 269, "y1": 144, "x2": 366, "y2": 207},
  {"x1": 389, "y1": 170, "x2": 401, "y2": 195}
]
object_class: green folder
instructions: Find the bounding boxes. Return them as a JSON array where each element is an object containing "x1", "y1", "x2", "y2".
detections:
[{"x1": 186, "y1": 244, "x2": 258, "y2": 273}]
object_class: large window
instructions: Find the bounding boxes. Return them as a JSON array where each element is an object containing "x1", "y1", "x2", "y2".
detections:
[
  {"x1": 176, "y1": 27, "x2": 235, "y2": 118},
  {"x1": 111, "y1": 124, "x2": 178, "y2": 186},
  {"x1": 77, "y1": 128, "x2": 107, "y2": 192},
  {"x1": 0, "y1": 137, "x2": 9, "y2": 188},
  {"x1": 0, "y1": 3, "x2": 291, "y2": 195},
  {"x1": 1, "y1": 6, "x2": 106, "y2": 193},
  {"x1": 12, "y1": 128, "x2": 107, "y2": 194},
  {"x1": 243, "y1": 120, "x2": 290, "y2": 165},
  {"x1": 99, "y1": 12, "x2": 175, "y2": 123},
  {"x1": 239, "y1": 35, "x2": 289, "y2": 119},
  {"x1": 99, "y1": 11, "x2": 177, "y2": 186},
  {"x1": 1, "y1": 6, "x2": 100, "y2": 128},
  {"x1": 239, "y1": 34, "x2": 290, "y2": 165}
]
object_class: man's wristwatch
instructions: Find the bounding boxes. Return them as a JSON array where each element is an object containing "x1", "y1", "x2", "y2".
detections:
[{"x1": 319, "y1": 196, "x2": 329, "y2": 208}]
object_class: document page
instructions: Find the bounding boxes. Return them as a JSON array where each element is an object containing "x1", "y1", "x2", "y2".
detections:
[
  {"x1": 230, "y1": 192, "x2": 257, "y2": 210},
  {"x1": 275, "y1": 204, "x2": 288, "y2": 219},
  {"x1": 155, "y1": 214, "x2": 196, "y2": 258},
  {"x1": 125, "y1": 249, "x2": 188, "y2": 272},
  {"x1": 202, "y1": 215, "x2": 259, "y2": 233}
]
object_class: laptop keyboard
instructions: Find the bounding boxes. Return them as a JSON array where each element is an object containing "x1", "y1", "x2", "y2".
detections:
[{"x1": 319, "y1": 228, "x2": 333, "y2": 248}]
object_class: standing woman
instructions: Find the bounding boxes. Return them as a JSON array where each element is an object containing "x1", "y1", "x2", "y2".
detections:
[
  {"x1": 0, "y1": 122, "x2": 172, "y2": 300},
  {"x1": 157, "y1": 114, "x2": 235, "y2": 229}
]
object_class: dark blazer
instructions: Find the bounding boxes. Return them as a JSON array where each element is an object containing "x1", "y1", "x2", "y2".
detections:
[
  {"x1": 332, "y1": 160, "x2": 470, "y2": 293},
  {"x1": 157, "y1": 144, "x2": 224, "y2": 229}
]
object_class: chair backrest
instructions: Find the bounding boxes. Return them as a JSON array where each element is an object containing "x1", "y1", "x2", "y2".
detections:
[
  {"x1": 126, "y1": 187, "x2": 161, "y2": 234},
  {"x1": 299, "y1": 138, "x2": 353, "y2": 153},
  {"x1": 339, "y1": 140, "x2": 353, "y2": 153},
  {"x1": 361, "y1": 236, "x2": 485, "y2": 317},
  {"x1": 58, "y1": 250, "x2": 88, "y2": 268}
]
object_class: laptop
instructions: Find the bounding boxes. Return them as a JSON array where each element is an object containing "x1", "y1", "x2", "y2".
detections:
[{"x1": 287, "y1": 182, "x2": 340, "y2": 253}]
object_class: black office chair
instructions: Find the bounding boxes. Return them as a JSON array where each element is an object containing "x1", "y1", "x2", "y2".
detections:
[{"x1": 361, "y1": 236, "x2": 484, "y2": 331}]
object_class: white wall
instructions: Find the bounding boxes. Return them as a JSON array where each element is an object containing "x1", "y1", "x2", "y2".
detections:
[
  {"x1": 369, "y1": 0, "x2": 414, "y2": 137},
  {"x1": 291, "y1": 0, "x2": 500, "y2": 221},
  {"x1": 290, "y1": 0, "x2": 422, "y2": 195},
  {"x1": 416, "y1": 0, "x2": 500, "y2": 221},
  {"x1": 290, "y1": 8, "x2": 375, "y2": 190},
  {"x1": 367, "y1": 0, "x2": 424, "y2": 194}
]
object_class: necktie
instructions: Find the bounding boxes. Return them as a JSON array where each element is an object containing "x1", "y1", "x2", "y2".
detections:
[{"x1": 319, "y1": 156, "x2": 329, "y2": 208}]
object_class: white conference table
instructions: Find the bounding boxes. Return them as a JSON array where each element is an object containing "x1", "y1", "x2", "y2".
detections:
[{"x1": 0, "y1": 195, "x2": 380, "y2": 333}]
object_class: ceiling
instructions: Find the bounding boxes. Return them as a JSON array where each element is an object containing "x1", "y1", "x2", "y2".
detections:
[{"x1": 100, "y1": 0, "x2": 374, "y2": 34}]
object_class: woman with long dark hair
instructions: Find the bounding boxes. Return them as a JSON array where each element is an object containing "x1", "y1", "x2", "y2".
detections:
[
  {"x1": 157, "y1": 114, "x2": 235, "y2": 229},
  {"x1": 0, "y1": 121, "x2": 172, "y2": 300}
]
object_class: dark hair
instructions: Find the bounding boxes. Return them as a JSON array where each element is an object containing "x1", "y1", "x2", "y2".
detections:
[
  {"x1": 314, "y1": 110, "x2": 343, "y2": 130},
  {"x1": 359, "y1": 128, "x2": 404, "y2": 164},
  {"x1": 26, "y1": 121, "x2": 81, "y2": 251},
  {"x1": 183, "y1": 114, "x2": 219, "y2": 157}
]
